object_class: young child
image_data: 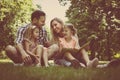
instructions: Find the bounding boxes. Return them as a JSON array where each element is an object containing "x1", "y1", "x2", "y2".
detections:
[
  {"x1": 58, "y1": 23, "x2": 98, "y2": 69},
  {"x1": 23, "y1": 25, "x2": 49, "y2": 67}
]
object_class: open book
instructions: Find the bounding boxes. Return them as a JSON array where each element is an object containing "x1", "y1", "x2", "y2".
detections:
[{"x1": 78, "y1": 41, "x2": 90, "y2": 51}]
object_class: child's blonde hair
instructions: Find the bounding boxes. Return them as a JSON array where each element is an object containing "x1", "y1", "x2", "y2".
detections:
[
  {"x1": 64, "y1": 23, "x2": 77, "y2": 36},
  {"x1": 24, "y1": 25, "x2": 38, "y2": 40}
]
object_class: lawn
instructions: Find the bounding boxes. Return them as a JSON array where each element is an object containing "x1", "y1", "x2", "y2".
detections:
[{"x1": 0, "y1": 59, "x2": 120, "y2": 80}]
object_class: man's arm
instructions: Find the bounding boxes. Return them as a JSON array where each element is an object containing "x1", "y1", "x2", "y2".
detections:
[{"x1": 24, "y1": 40, "x2": 39, "y2": 63}]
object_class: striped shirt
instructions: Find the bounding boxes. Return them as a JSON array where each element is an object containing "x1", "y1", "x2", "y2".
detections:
[{"x1": 15, "y1": 23, "x2": 48, "y2": 46}]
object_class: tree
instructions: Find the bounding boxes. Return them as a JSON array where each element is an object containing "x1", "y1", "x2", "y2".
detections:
[
  {"x1": 0, "y1": 0, "x2": 35, "y2": 51},
  {"x1": 59, "y1": 0, "x2": 120, "y2": 60}
]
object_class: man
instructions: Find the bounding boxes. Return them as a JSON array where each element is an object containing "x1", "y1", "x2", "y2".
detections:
[{"x1": 5, "y1": 10, "x2": 58, "y2": 65}]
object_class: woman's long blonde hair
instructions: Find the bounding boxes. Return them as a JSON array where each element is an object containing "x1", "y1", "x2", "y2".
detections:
[{"x1": 50, "y1": 17, "x2": 64, "y2": 43}]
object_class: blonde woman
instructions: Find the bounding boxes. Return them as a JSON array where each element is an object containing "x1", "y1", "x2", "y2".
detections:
[{"x1": 50, "y1": 18, "x2": 98, "y2": 68}]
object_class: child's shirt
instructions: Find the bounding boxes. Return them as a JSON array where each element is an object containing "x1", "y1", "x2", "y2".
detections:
[
  {"x1": 15, "y1": 23, "x2": 48, "y2": 47},
  {"x1": 59, "y1": 36, "x2": 80, "y2": 49},
  {"x1": 59, "y1": 37, "x2": 76, "y2": 49},
  {"x1": 23, "y1": 38, "x2": 38, "y2": 52}
]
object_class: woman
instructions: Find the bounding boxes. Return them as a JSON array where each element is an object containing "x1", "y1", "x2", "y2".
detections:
[{"x1": 50, "y1": 17, "x2": 98, "y2": 68}]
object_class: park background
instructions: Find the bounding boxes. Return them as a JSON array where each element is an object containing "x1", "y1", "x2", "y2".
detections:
[{"x1": 0, "y1": 0, "x2": 120, "y2": 80}]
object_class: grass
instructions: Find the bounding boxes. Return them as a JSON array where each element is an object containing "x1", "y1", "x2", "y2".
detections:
[{"x1": 0, "y1": 60, "x2": 120, "y2": 80}]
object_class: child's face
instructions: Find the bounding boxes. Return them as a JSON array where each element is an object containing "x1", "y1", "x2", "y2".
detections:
[
  {"x1": 32, "y1": 28, "x2": 39, "y2": 40},
  {"x1": 63, "y1": 27, "x2": 73, "y2": 38}
]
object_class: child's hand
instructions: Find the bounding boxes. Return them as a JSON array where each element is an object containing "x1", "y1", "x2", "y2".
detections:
[{"x1": 28, "y1": 53, "x2": 39, "y2": 64}]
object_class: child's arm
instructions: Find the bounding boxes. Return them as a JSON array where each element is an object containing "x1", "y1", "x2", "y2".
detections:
[
  {"x1": 24, "y1": 40, "x2": 40, "y2": 64},
  {"x1": 24, "y1": 40, "x2": 36, "y2": 57}
]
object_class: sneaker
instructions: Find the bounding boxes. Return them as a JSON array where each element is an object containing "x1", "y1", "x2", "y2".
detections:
[{"x1": 87, "y1": 58, "x2": 99, "y2": 68}]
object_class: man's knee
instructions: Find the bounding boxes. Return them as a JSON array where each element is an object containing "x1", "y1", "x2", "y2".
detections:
[
  {"x1": 5, "y1": 45, "x2": 16, "y2": 55},
  {"x1": 5, "y1": 45, "x2": 13, "y2": 53}
]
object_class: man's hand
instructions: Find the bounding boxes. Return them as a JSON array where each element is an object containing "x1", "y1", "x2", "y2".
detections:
[
  {"x1": 22, "y1": 53, "x2": 32, "y2": 65},
  {"x1": 44, "y1": 41, "x2": 51, "y2": 47},
  {"x1": 28, "y1": 54, "x2": 39, "y2": 64},
  {"x1": 16, "y1": 43, "x2": 33, "y2": 65}
]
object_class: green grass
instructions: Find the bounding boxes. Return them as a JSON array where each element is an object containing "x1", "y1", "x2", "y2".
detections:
[{"x1": 0, "y1": 61, "x2": 120, "y2": 80}]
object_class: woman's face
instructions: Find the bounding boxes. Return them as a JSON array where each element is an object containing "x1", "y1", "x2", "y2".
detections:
[{"x1": 51, "y1": 20, "x2": 63, "y2": 34}]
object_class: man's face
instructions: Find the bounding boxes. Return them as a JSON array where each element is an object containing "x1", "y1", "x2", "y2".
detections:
[{"x1": 35, "y1": 16, "x2": 46, "y2": 28}]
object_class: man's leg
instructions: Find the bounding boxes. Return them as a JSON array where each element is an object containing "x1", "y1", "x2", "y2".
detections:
[{"x1": 5, "y1": 45, "x2": 22, "y2": 63}]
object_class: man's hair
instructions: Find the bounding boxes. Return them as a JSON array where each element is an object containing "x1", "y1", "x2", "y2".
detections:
[{"x1": 31, "y1": 10, "x2": 46, "y2": 21}]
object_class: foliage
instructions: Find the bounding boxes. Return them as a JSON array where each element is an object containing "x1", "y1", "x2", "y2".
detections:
[
  {"x1": 0, "y1": 0, "x2": 35, "y2": 51},
  {"x1": 59, "y1": 0, "x2": 120, "y2": 60}
]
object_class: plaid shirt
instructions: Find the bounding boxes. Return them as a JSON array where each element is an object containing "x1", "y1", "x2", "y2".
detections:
[{"x1": 15, "y1": 23, "x2": 48, "y2": 46}]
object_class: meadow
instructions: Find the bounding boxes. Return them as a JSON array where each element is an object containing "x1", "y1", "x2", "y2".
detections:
[{"x1": 0, "y1": 59, "x2": 120, "y2": 80}]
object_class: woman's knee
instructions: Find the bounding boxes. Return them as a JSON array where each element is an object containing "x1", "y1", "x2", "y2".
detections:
[
  {"x1": 37, "y1": 45, "x2": 43, "y2": 50},
  {"x1": 50, "y1": 44, "x2": 59, "y2": 51}
]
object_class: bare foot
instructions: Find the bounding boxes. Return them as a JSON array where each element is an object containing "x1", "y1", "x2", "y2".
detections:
[{"x1": 87, "y1": 58, "x2": 99, "y2": 68}]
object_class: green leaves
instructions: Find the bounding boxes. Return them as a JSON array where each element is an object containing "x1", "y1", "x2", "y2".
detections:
[
  {"x1": 59, "y1": 0, "x2": 120, "y2": 60},
  {"x1": 0, "y1": 0, "x2": 36, "y2": 51}
]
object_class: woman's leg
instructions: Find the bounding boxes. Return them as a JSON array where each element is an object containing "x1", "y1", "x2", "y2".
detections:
[
  {"x1": 47, "y1": 44, "x2": 59, "y2": 59},
  {"x1": 64, "y1": 52, "x2": 81, "y2": 69},
  {"x1": 5, "y1": 45, "x2": 23, "y2": 63}
]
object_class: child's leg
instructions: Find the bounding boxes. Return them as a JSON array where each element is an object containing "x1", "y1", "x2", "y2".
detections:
[
  {"x1": 43, "y1": 48, "x2": 49, "y2": 67},
  {"x1": 80, "y1": 49, "x2": 90, "y2": 64},
  {"x1": 64, "y1": 52, "x2": 76, "y2": 61},
  {"x1": 35, "y1": 45, "x2": 43, "y2": 66},
  {"x1": 80, "y1": 49, "x2": 98, "y2": 67},
  {"x1": 64, "y1": 52, "x2": 81, "y2": 69}
]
